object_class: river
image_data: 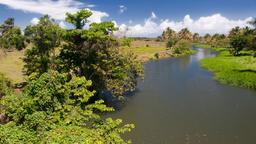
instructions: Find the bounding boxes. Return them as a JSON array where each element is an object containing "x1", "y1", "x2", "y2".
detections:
[{"x1": 110, "y1": 48, "x2": 256, "y2": 144}]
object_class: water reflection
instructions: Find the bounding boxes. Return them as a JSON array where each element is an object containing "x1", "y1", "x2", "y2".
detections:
[{"x1": 109, "y1": 48, "x2": 256, "y2": 144}]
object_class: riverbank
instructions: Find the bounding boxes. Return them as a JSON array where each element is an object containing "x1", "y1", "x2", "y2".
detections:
[
  {"x1": 199, "y1": 46, "x2": 256, "y2": 90},
  {"x1": 123, "y1": 39, "x2": 195, "y2": 62},
  {"x1": 0, "y1": 39, "x2": 195, "y2": 83}
]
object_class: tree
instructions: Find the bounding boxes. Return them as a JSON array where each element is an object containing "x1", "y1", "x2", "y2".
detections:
[
  {"x1": 178, "y1": 28, "x2": 193, "y2": 41},
  {"x1": 229, "y1": 35, "x2": 248, "y2": 56},
  {"x1": 65, "y1": 9, "x2": 93, "y2": 29},
  {"x1": 58, "y1": 9, "x2": 143, "y2": 99},
  {"x1": 0, "y1": 71, "x2": 134, "y2": 143},
  {"x1": 248, "y1": 18, "x2": 256, "y2": 56},
  {"x1": 0, "y1": 18, "x2": 25, "y2": 50},
  {"x1": 162, "y1": 27, "x2": 177, "y2": 40},
  {"x1": 203, "y1": 33, "x2": 212, "y2": 44},
  {"x1": 0, "y1": 18, "x2": 14, "y2": 35},
  {"x1": 193, "y1": 33, "x2": 200, "y2": 43},
  {"x1": 23, "y1": 15, "x2": 63, "y2": 76}
]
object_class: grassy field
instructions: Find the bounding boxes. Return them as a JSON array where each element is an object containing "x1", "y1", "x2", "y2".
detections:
[
  {"x1": 0, "y1": 39, "x2": 194, "y2": 83},
  {"x1": 0, "y1": 49, "x2": 24, "y2": 83},
  {"x1": 123, "y1": 39, "x2": 195, "y2": 62},
  {"x1": 121, "y1": 39, "x2": 171, "y2": 62},
  {"x1": 200, "y1": 50, "x2": 256, "y2": 89}
]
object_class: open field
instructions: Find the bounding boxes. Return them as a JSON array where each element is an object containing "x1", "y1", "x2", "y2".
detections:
[
  {"x1": 123, "y1": 39, "x2": 195, "y2": 62},
  {"x1": 200, "y1": 50, "x2": 256, "y2": 89},
  {"x1": 0, "y1": 49, "x2": 24, "y2": 83}
]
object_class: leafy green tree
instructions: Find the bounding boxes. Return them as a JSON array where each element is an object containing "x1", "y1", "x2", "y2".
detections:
[
  {"x1": 0, "y1": 18, "x2": 25, "y2": 50},
  {"x1": 59, "y1": 9, "x2": 143, "y2": 99},
  {"x1": 65, "y1": 9, "x2": 93, "y2": 29},
  {"x1": 1, "y1": 71, "x2": 134, "y2": 143},
  {"x1": 0, "y1": 18, "x2": 14, "y2": 34},
  {"x1": 229, "y1": 35, "x2": 248, "y2": 56},
  {"x1": 248, "y1": 18, "x2": 256, "y2": 56},
  {"x1": 23, "y1": 15, "x2": 63, "y2": 76}
]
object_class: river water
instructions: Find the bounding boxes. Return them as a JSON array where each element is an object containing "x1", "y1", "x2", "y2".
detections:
[{"x1": 110, "y1": 48, "x2": 256, "y2": 144}]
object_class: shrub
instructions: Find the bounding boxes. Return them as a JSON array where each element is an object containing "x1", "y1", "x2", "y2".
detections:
[
  {"x1": 173, "y1": 39, "x2": 192, "y2": 54},
  {"x1": 166, "y1": 39, "x2": 175, "y2": 48},
  {"x1": 121, "y1": 38, "x2": 133, "y2": 47},
  {"x1": 0, "y1": 73, "x2": 12, "y2": 98}
]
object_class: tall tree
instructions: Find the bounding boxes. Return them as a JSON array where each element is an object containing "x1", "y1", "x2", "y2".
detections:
[
  {"x1": 23, "y1": 15, "x2": 63, "y2": 76},
  {"x1": 58, "y1": 9, "x2": 143, "y2": 99},
  {"x1": 0, "y1": 18, "x2": 25, "y2": 50},
  {"x1": 178, "y1": 28, "x2": 193, "y2": 41},
  {"x1": 162, "y1": 27, "x2": 177, "y2": 40}
]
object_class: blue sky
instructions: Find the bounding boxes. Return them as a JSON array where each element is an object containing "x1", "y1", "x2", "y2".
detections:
[{"x1": 0, "y1": 0, "x2": 255, "y2": 37}]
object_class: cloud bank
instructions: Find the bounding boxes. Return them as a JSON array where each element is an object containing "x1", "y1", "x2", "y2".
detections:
[
  {"x1": 0, "y1": 0, "x2": 108, "y2": 23},
  {"x1": 115, "y1": 13, "x2": 253, "y2": 37}
]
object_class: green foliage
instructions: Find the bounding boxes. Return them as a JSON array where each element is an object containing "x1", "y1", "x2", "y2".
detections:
[
  {"x1": 23, "y1": 15, "x2": 63, "y2": 76},
  {"x1": 1, "y1": 71, "x2": 134, "y2": 143},
  {"x1": 59, "y1": 10, "x2": 143, "y2": 99},
  {"x1": 0, "y1": 73, "x2": 12, "y2": 98},
  {"x1": 0, "y1": 125, "x2": 38, "y2": 144},
  {"x1": 65, "y1": 9, "x2": 93, "y2": 29},
  {"x1": 121, "y1": 38, "x2": 133, "y2": 47},
  {"x1": 172, "y1": 39, "x2": 192, "y2": 55},
  {"x1": 166, "y1": 39, "x2": 176, "y2": 48},
  {"x1": 0, "y1": 18, "x2": 25, "y2": 50},
  {"x1": 229, "y1": 35, "x2": 248, "y2": 56},
  {"x1": 200, "y1": 50, "x2": 256, "y2": 89}
]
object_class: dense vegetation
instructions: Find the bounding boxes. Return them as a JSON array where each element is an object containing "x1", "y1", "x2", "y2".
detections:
[
  {"x1": 0, "y1": 9, "x2": 142, "y2": 143},
  {"x1": 0, "y1": 18, "x2": 25, "y2": 51}
]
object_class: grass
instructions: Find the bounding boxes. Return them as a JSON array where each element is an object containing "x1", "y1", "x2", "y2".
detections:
[
  {"x1": 193, "y1": 43, "x2": 212, "y2": 49},
  {"x1": 0, "y1": 49, "x2": 25, "y2": 83},
  {"x1": 122, "y1": 46, "x2": 169, "y2": 62},
  {"x1": 123, "y1": 39, "x2": 195, "y2": 62},
  {"x1": 200, "y1": 50, "x2": 256, "y2": 89}
]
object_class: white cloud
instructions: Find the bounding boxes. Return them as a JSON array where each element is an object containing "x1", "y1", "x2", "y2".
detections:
[
  {"x1": 30, "y1": 17, "x2": 39, "y2": 25},
  {"x1": 151, "y1": 12, "x2": 157, "y2": 19},
  {"x1": 87, "y1": 4, "x2": 96, "y2": 8},
  {"x1": 0, "y1": 0, "x2": 108, "y2": 23},
  {"x1": 114, "y1": 13, "x2": 253, "y2": 37},
  {"x1": 119, "y1": 5, "x2": 127, "y2": 14}
]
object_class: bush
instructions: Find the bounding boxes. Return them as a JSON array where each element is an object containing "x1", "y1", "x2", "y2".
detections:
[
  {"x1": 173, "y1": 39, "x2": 192, "y2": 54},
  {"x1": 0, "y1": 73, "x2": 12, "y2": 98},
  {"x1": 166, "y1": 39, "x2": 175, "y2": 48},
  {"x1": 0, "y1": 71, "x2": 134, "y2": 143},
  {"x1": 121, "y1": 38, "x2": 133, "y2": 47}
]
